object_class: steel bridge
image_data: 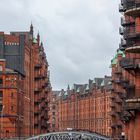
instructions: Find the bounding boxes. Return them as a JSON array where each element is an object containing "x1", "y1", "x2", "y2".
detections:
[{"x1": 26, "y1": 131, "x2": 110, "y2": 140}]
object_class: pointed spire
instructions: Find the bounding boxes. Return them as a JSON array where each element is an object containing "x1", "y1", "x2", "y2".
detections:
[
  {"x1": 37, "y1": 31, "x2": 40, "y2": 45},
  {"x1": 30, "y1": 22, "x2": 33, "y2": 36},
  {"x1": 67, "y1": 85, "x2": 70, "y2": 90},
  {"x1": 41, "y1": 41, "x2": 43, "y2": 47}
]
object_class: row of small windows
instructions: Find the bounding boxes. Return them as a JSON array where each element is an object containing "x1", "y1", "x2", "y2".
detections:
[
  {"x1": 0, "y1": 77, "x2": 17, "y2": 82},
  {"x1": 5, "y1": 77, "x2": 17, "y2": 81},
  {"x1": 4, "y1": 42, "x2": 19, "y2": 46},
  {"x1": 0, "y1": 91, "x2": 14, "y2": 98}
]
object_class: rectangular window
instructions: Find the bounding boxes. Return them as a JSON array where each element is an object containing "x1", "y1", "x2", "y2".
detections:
[
  {"x1": 11, "y1": 106, "x2": 14, "y2": 111},
  {"x1": 11, "y1": 93, "x2": 14, "y2": 98},
  {"x1": 52, "y1": 124, "x2": 55, "y2": 128},
  {"x1": 0, "y1": 91, "x2": 3, "y2": 97},
  {"x1": 0, "y1": 78, "x2": 3, "y2": 84},
  {"x1": 52, "y1": 105, "x2": 55, "y2": 110},
  {"x1": 0, "y1": 104, "x2": 3, "y2": 111},
  {"x1": 0, "y1": 66, "x2": 2, "y2": 71}
]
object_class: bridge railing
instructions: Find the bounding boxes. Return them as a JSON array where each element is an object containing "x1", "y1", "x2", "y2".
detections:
[{"x1": 26, "y1": 131, "x2": 110, "y2": 140}]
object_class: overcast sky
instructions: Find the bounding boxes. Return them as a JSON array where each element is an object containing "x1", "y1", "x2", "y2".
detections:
[{"x1": 0, "y1": 0, "x2": 120, "y2": 90}]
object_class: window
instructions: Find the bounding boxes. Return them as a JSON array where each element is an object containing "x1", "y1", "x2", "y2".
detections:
[
  {"x1": 6, "y1": 130, "x2": 9, "y2": 138},
  {"x1": 0, "y1": 66, "x2": 2, "y2": 71},
  {"x1": 52, "y1": 124, "x2": 55, "y2": 128},
  {"x1": 11, "y1": 92, "x2": 14, "y2": 98},
  {"x1": 0, "y1": 91, "x2": 3, "y2": 97},
  {"x1": 0, "y1": 78, "x2": 3, "y2": 84},
  {"x1": 52, "y1": 105, "x2": 55, "y2": 110},
  {"x1": 11, "y1": 106, "x2": 14, "y2": 111},
  {"x1": 0, "y1": 104, "x2": 3, "y2": 111}
]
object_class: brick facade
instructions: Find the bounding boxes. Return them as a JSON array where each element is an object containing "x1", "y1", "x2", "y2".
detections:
[
  {"x1": 57, "y1": 76, "x2": 112, "y2": 137},
  {"x1": 49, "y1": 91, "x2": 59, "y2": 132},
  {"x1": 0, "y1": 25, "x2": 51, "y2": 139},
  {"x1": 111, "y1": 1, "x2": 140, "y2": 139}
]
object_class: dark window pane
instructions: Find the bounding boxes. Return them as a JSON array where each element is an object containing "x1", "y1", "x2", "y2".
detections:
[
  {"x1": 0, "y1": 104, "x2": 3, "y2": 111},
  {"x1": 0, "y1": 91, "x2": 3, "y2": 97},
  {"x1": 0, "y1": 78, "x2": 3, "y2": 84}
]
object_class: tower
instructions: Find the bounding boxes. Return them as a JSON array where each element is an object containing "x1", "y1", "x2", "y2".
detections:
[{"x1": 30, "y1": 23, "x2": 34, "y2": 39}]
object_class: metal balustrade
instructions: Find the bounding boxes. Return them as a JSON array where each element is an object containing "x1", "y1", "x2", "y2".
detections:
[
  {"x1": 125, "y1": 98, "x2": 140, "y2": 110},
  {"x1": 26, "y1": 131, "x2": 110, "y2": 140},
  {"x1": 120, "y1": 58, "x2": 136, "y2": 69}
]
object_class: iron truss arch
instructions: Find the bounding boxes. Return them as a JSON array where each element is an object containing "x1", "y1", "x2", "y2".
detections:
[{"x1": 26, "y1": 131, "x2": 110, "y2": 140}]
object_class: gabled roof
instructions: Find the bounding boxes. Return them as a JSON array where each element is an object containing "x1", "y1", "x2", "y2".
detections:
[
  {"x1": 53, "y1": 91, "x2": 61, "y2": 96},
  {"x1": 94, "y1": 78, "x2": 104, "y2": 87},
  {"x1": 64, "y1": 91, "x2": 68, "y2": 96},
  {"x1": 72, "y1": 84, "x2": 83, "y2": 92}
]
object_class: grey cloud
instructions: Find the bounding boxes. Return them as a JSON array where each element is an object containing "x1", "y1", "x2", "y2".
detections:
[{"x1": 0, "y1": 0, "x2": 120, "y2": 90}]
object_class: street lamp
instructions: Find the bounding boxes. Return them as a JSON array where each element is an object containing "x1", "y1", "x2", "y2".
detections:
[{"x1": 0, "y1": 105, "x2": 4, "y2": 139}]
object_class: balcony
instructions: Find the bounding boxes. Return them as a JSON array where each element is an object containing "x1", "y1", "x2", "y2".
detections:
[
  {"x1": 119, "y1": 38, "x2": 126, "y2": 51},
  {"x1": 126, "y1": 45, "x2": 140, "y2": 53},
  {"x1": 116, "y1": 123, "x2": 122, "y2": 128},
  {"x1": 121, "y1": 113, "x2": 131, "y2": 122},
  {"x1": 114, "y1": 89, "x2": 122, "y2": 94},
  {"x1": 34, "y1": 64, "x2": 42, "y2": 69},
  {"x1": 125, "y1": 98, "x2": 140, "y2": 110},
  {"x1": 119, "y1": 3, "x2": 125, "y2": 12},
  {"x1": 110, "y1": 110, "x2": 116, "y2": 117},
  {"x1": 121, "y1": 16, "x2": 135, "y2": 26},
  {"x1": 123, "y1": 0, "x2": 140, "y2": 17},
  {"x1": 110, "y1": 93, "x2": 115, "y2": 100},
  {"x1": 119, "y1": 93, "x2": 126, "y2": 99},
  {"x1": 34, "y1": 74, "x2": 43, "y2": 80},
  {"x1": 123, "y1": 26, "x2": 140, "y2": 41},
  {"x1": 110, "y1": 102, "x2": 115, "y2": 108},
  {"x1": 122, "y1": 82, "x2": 135, "y2": 90},
  {"x1": 115, "y1": 69, "x2": 122, "y2": 75},
  {"x1": 116, "y1": 97, "x2": 122, "y2": 104},
  {"x1": 34, "y1": 87, "x2": 41, "y2": 92},
  {"x1": 120, "y1": 58, "x2": 138, "y2": 70},
  {"x1": 119, "y1": 27, "x2": 124, "y2": 35},
  {"x1": 41, "y1": 94, "x2": 45, "y2": 100},
  {"x1": 114, "y1": 78, "x2": 122, "y2": 84},
  {"x1": 111, "y1": 124, "x2": 117, "y2": 129},
  {"x1": 34, "y1": 99, "x2": 40, "y2": 104},
  {"x1": 116, "y1": 106, "x2": 122, "y2": 114},
  {"x1": 34, "y1": 108, "x2": 39, "y2": 115}
]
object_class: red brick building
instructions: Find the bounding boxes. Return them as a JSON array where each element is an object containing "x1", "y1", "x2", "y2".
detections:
[
  {"x1": 48, "y1": 91, "x2": 59, "y2": 132},
  {"x1": 110, "y1": 50, "x2": 126, "y2": 139},
  {"x1": 0, "y1": 25, "x2": 51, "y2": 139},
  {"x1": 58, "y1": 76, "x2": 112, "y2": 137},
  {"x1": 113, "y1": 0, "x2": 140, "y2": 139},
  {"x1": 0, "y1": 59, "x2": 24, "y2": 138}
]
